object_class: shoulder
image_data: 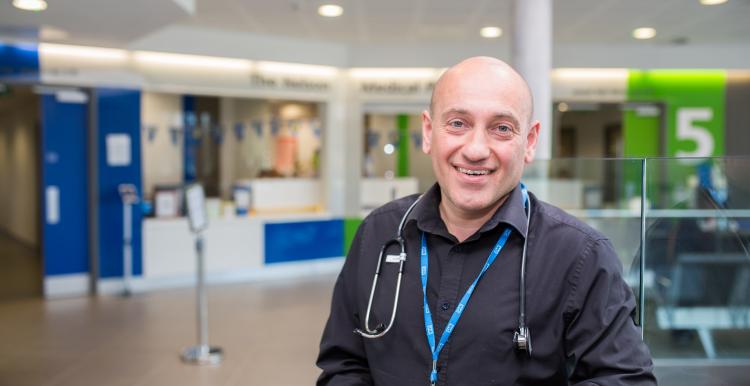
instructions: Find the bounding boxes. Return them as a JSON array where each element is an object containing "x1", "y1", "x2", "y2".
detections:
[
  {"x1": 362, "y1": 193, "x2": 421, "y2": 227},
  {"x1": 531, "y1": 193, "x2": 608, "y2": 244},
  {"x1": 529, "y1": 194, "x2": 622, "y2": 277}
]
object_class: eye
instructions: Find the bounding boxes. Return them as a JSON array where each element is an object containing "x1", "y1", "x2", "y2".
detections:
[
  {"x1": 448, "y1": 120, "x2": 465, "y2": 129},
  {"x1": 492, "y1": 124, "x2": 513, "y2": 134}
]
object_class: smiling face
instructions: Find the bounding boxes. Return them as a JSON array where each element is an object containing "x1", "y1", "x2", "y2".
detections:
[{"x1": 422, "y1": 57, "x2": 540, "y2": 220}]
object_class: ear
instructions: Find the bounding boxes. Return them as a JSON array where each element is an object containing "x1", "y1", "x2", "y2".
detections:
[
  {"x1": 421, "y1": 110, "x2": 432, "y2": 154},
  {"x1": 524, "y1": 120, "x2": 540, "y2": 164}
]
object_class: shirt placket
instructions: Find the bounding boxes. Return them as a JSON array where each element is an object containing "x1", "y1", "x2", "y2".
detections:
[{"x1": 434, "y1": 242, "x2": 465, "y2": 385}]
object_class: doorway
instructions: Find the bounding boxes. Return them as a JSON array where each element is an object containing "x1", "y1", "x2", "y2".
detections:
[{"x1": 0, "y1": 84, "x2": 43, "y2": 300}]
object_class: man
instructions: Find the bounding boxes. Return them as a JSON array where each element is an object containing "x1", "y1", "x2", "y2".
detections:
[{"x1": 317, "y1": 57, "x2": 656, "y2": 385}]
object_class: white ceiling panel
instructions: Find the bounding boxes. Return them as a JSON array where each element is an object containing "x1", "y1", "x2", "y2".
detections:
[{"x1": 0, "y1": 0, "x2": 747, "y2": 57}]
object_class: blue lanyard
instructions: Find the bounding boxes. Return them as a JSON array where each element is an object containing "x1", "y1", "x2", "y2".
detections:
[{"x1": 420, "y1": 227, "x2": 512, "y2": 385}]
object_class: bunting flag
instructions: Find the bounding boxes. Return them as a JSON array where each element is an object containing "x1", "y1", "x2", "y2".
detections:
[
  {"x1": 184, "y1": 111, "x2": 197, "y2": 129},
  {"x1": 270, "y1": 116, "x2": 280, "y2": 136},
  {"x1": 411, "y1": 132, "x2": 423, "y2": 149},
  {"x1": 234, "y1": 122, "x2": 245, "y2": 141},
  {"x1": 169, "y1": 126, "x2": 181, "y2": 145},
  {"x1": 252, "y1": 119, "x2": 263, "y2": 137},
  {"x1": 211, "y1": 124, "x2": 224, "y2": 145},
  {"x1": 144, "y1": 124, "x2": 158, "y2": 143},
  {"x1": 367, "y1": 131, "x2": 380, "y2": 149},
  {"x1": 313, "y1": 121, "x2": 322, "y2": 138},
  {"x1": 200, "y1": 112, "x2": 211, "y2": 129}
]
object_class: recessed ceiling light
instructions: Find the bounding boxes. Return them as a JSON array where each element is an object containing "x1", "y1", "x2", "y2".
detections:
[
  {"x1": 632, "y1": 27, "x2": 656, "y2": 40},
  {"x1": 480, "y1": 26, "x2": 503, "y2": 38},
  {"x1": 13, "y1": 0, "x2": 47, "y2": 11},
  {"x1": 318, "y1": 4, "x2": 343, "y2": 17},
  {"x1": 700, "y1": 0, "x2": 727, "y2": 4}
]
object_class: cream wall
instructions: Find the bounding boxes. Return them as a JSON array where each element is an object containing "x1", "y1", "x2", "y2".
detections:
[
  {"x1": 0, "y1": 88, "x2": 39, "y2": 246},
  {"x1": 219, "y1": 98, "x2": 320, "y2": 198},
  {"x1": 559, "y1": 108, "x2": 622, "y2": 158},
  {"x1": 219, "y1": 97, "x2": 271, "y2": 198},
  {"x1": 365, "y1": 113, "x2": 434, "y2": 193},
  {"x1": 140, "y1": 92, "x2": 184, "y2": 199}
]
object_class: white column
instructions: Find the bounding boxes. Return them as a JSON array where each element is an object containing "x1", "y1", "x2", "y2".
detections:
[
  {"x1": 323, "y1": 74, "x2": 361, "y2": 217},
  {"x1": 513, "y1": 0, "x2": 552, "y2": 160}
]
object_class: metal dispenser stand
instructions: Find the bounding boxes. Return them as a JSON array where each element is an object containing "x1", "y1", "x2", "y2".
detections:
[
  {"x1": 181, "y1": 183, "x2": 224, "y2": 365},
  {"x1": 118, "y1": 184, "x2": 139, "y2": 296}
]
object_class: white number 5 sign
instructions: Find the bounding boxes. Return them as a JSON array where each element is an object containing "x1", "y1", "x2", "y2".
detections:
[{"x1": 675, "y1": 108, "x2": 714, "y2": 157}]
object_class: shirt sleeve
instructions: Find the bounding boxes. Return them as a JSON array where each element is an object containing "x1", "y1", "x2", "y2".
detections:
[
  {"x1": 316, "y1": 222, "x2": 374, "y2": 386},
  {"x1": 564, "y1": 238, "x2": 658, "y2": 386}
]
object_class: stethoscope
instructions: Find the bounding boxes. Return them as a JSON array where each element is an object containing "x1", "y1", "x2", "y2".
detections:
[{"x1": 354, "y1": 184, "x2": 533, "y2": 356}]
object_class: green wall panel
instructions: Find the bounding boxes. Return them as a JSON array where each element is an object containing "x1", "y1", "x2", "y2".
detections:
[
  {"x1": 343, "y1": 217, "x2": 363, "y2": 255},
  {"x1": 625, "y1": 70, "x2": 726, "y2": 157},
  {"x1": 397, "y1": 114, "x2": 410, "y2": 177},
  {"x1": 625, "y1": 70, "x2": 727, "y2": 208}
]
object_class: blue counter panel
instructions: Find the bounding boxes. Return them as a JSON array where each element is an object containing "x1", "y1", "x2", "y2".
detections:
[
  {"x1": 264, "y1": 220, "x2": 344, "y2": 264},
  {"x1": 96, "y1": 88, "x2": 143, "y2": 278}
]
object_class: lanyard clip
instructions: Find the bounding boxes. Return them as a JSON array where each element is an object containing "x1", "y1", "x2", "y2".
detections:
[{"x1": 430, "y1": 360, "x2": 438, "y2": 386}]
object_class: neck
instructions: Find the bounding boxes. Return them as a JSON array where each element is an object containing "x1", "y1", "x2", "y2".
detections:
[{"x1": 439, "y1": 196, "x2": 508, "y2": 243}]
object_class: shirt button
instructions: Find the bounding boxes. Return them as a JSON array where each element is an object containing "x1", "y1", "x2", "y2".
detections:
[{"x1": 441, "y1": 302, "x2": 450, "y2": 311}]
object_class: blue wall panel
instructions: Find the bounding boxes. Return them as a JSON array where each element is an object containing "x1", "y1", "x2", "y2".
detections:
[
  {"x1": 41, "y1": 94, "x2": 89, "y2": 275},
  {"x1": 264, "y1": 220, "x2": 344, "y2": 264},
  {"x1": 0, "y1": 42, "x2": 39, "y2": 80},
  {"x1": 96, "y1": 89, "x2": 142, "y2": 278}
]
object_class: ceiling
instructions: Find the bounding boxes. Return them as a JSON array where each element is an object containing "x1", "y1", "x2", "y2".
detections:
[
  {"x1": 182, "y1": 0, "x2": 750, "y2": 45},
  {"x1": 1, "y1": 0, "x2": 749, "y2": 48}
]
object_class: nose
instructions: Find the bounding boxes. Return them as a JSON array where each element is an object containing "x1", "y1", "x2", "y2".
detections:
[{"x1": 462, "y1": 127, "x2": 491, "y2": 162}]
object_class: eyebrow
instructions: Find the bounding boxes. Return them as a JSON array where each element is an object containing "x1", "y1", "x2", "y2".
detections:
[{"x1": 441, "y1": 108, "x2": 521, "y2": 128}]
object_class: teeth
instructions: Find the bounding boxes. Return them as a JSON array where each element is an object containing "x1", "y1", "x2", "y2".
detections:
[{"x1": 457, "y1": 167, "x2": 489, "y2": 176}]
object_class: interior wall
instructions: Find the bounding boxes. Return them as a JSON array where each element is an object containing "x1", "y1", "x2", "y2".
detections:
[
  {"x1": 407, "y1": 115, "x2": 435, "y2": 193},
  {"x1": 219, "y1": 97, "x2": 272, "y2": 198},
  {"x1": 219, "y1": 98, "x2": 320, "y2": 198},
  {"x1": 558, "y1": 107, "x2": 622, "y2": 158},
  {"x1": 365, "y1": 114, "x2": 397, "y2": 178},
  {"x1": 555, "y1": 106, "x2": 623, "y2": 184},
  {"x1": 364, "y1": 113, "x2": 434, "y2": 193},
  {"x1": 0, "y1": 86, "x2": 39, "y2": 247},
  {"x1": 140, "y1": 92, "x2": 183, "y2": 199}
]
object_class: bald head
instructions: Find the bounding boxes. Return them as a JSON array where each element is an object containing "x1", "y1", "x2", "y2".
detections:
[{"x1": 430, "y1": 56, "x2": 534, "y2": 126}]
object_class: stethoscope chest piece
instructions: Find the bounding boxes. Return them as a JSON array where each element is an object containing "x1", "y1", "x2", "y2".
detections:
[{"x1": 513, "y1": 326, "x2": 532, "y2": 355}]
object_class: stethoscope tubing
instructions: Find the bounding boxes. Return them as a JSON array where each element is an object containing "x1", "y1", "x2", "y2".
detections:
[
  {"x1": 354, "y1": 196, "x2": 423, "y2": 339},
  {"x1": 354, "y1": 187, "x2": 531, "y2": 355}
]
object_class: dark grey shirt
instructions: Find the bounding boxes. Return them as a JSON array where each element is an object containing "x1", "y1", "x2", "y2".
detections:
[{"x1": 317, "y1": 184, "x2": 656, "y2": 385}]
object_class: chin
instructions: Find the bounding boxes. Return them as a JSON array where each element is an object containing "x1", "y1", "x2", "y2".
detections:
[{"x1": 452, "y1": 194, "x2": 496, "y2": 214}]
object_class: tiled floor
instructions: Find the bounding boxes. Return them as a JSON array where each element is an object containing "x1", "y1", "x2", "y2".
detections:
[
  {"x1": 1, "y1": 274, "x2": 749, "y2": 385},
  {"x1": 0, "y1": 232, "x2": 42, "y2": 301},
  {"x1": 0, "y1": 277, "x2": 333, "y2": 386}
]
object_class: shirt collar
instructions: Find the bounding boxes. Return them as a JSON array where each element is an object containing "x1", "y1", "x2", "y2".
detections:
[{"x1": 408, "y1": 183, "x2": 529, "y2": 241}]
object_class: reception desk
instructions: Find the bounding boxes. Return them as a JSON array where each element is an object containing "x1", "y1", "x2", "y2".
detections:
[{"x1": 138, "y1": 212, "x2": 344, "y2": 290}]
